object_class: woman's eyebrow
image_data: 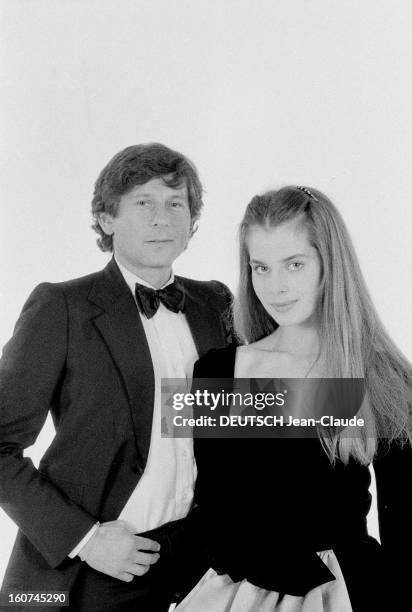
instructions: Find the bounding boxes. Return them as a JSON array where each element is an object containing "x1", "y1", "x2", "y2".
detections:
[
  {"x1": 250, "y1": 253, "x2": 308, "y2": 264},
  {"x1": 282, "y1": 253, "x2": 308, "y2": 262}
]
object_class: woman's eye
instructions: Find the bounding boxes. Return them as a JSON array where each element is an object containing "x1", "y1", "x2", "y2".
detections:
[
  {"x1": 288, "y1": 262, "x2": 304, "y2": 271},
  {"x1": 170, "y1": 201, "x2": 183, "y2": 208},
  {"x1": 136, "y1": 200, "x2": 150, "y2": 206}
]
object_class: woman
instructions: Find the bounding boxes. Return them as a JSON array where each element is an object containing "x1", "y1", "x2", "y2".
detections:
[{"x1": 176, "y1": 186, "x2": 412, "y2": 611}]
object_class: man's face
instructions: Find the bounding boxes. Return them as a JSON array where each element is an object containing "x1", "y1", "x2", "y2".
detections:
[{"x1": 99, "y1": 176, "x2": 192, "y2": 285}]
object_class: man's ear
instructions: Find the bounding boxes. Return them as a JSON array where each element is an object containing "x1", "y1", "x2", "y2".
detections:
[
  {"x1": 183, "y1": 222, "x2": 199, "y2": 251},
  {"x1": 189, "y1": 222, "x2": 199, "y2": 240},
  {"x1": 98, "y1": 212, "x2": 115, "y2": 236}
]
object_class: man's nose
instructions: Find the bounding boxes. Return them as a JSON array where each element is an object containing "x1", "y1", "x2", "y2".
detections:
[{"x1": 151, "y1": 203, "x2": 170, "y2": 226}]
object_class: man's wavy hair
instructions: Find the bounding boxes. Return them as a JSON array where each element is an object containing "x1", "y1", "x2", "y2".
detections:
[{"x1": 91, "y1": 143, "x2": 204, "y2": 251}]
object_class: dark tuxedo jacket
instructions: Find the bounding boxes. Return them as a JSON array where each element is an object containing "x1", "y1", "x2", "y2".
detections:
[{"x1": 0, "y1": 259, "x2": 232, "y2": 600}]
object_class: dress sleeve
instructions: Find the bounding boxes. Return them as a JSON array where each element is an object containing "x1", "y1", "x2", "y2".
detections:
[
  {"x1": 373, "y1": 439, "x2": 412, "y2": 549},
  {"x1": 373, "y1": 439, "x2": 412, "y2": 605}
]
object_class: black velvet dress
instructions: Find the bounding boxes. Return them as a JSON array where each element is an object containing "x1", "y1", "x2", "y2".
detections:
[{"x1": 191, "y1": 345, "x2": 412, "y2": 612}]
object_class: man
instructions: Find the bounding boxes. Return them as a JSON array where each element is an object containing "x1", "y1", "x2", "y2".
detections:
[{"x1": 0, "y1": 144, "x2": 232, "y2": 611}]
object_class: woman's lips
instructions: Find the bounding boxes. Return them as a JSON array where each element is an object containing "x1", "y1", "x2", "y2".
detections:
[{"x1": 271, "y1": 299, "x2": 298, "y2": 312}]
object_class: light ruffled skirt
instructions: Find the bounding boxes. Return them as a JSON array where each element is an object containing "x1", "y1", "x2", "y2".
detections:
[{"x1": 175, "y1": 550, "x2": 353, "y2": 612}]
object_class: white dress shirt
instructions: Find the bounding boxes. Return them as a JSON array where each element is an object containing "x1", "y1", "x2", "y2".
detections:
[{"x1": 70, "y1": 260, "x2": 198, "y2": 557}]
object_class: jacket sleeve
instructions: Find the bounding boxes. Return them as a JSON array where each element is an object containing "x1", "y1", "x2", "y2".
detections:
[
  {"x1": 373, "y1": 439, "x2": 412, "y2": 603},
  {"x1": 0, "y1": 283, "x2": 96, "y2": 568}
]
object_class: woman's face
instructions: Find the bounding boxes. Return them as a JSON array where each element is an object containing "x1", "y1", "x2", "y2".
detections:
[{"x1": 246, "y1": 220, "x2": 322, "y2": 327}]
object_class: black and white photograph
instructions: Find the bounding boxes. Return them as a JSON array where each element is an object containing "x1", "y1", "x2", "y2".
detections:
[{"x1": 1, "y1": 1, "x2": 412, "y2": 611}]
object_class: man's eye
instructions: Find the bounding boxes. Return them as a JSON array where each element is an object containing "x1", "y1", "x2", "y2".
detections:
[
  {"x1": 288, "y1": 262, "x2": 304, "y2": 271},
  {"x1": 136, "y1": 200, "x2": 150, "y2": 206}
]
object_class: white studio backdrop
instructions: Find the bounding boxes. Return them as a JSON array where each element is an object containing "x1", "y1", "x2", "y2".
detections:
[{"x1": 1, "y1": 0, "x2": 411, "y2": 584}]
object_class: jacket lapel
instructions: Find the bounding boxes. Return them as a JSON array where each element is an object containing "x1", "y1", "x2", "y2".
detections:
[
  {"x1": 179, "y1": 278, "x2": 228, "y2": 357},
  {"x1": 88, "y1": 259, "x2": 154, "y2": 470}
]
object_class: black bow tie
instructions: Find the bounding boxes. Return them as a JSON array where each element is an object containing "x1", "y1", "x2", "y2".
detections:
[{"x1": 134, "y1": 281, "x2": 185, "y2": 319}]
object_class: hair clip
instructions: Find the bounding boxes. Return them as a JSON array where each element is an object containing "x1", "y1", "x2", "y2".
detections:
[{"x1": 296, "y1": 186, "x2": 319, "y2": 202}]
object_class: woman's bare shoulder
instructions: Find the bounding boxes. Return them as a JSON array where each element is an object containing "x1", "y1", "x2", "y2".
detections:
[
  {"x1": 239, "y1": 336, "x2": 287, "y2": 359},
  {"x1": 235, "y1": 340, "x2": 289, "y2": 377},
  {"x1": 241, "y1": 335, "x2": 272, "y2": 351}
]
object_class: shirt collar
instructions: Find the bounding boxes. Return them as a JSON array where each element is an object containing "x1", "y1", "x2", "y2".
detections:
[{"x1": 115, "y1": 257, "x2": 175, "y2": 294}]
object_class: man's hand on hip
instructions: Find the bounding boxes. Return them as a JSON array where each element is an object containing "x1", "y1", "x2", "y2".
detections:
[{"x1": 79, "y1": 520, "x2": 161, "y2": 582}]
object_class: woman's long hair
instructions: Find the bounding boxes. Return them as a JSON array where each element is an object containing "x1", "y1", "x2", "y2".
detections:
[{"x1": 234, "y1": 186, "x2": 412, "y2": 464}]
